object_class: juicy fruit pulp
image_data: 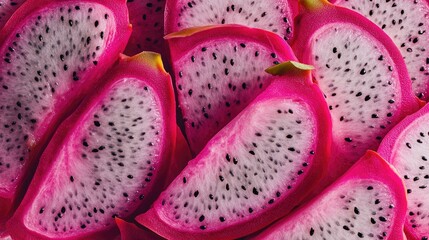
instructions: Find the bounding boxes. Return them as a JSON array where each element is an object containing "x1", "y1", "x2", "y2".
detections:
[
  {"x1": 255, "y1": 151, "x2": 407, "y2": 240},
  {"x1": 292, "y1": 0, "x2": 420, "y2": 180},
  {"x1": 378, "y1": 103, "x2": 429, "y2": 240},
  {"x1": 0, "y1": 0, "x2": 25, "y2": 30},
  {"x1": 0, "y1": 0, "x2": 130, "y2": 224},
  {"x1": 168, "y1": 25, "x2": 297, "y2": 154},
  {"x1": 7, "y1": 52, "x2": 176, "y2": 239},
  {"x1": 164, "y1": 0, "x2": 299, "y2": 41},
  {"x1": 136, "y1": 62, "x2": 332, "y2": 240},
  {"x1": 332, "y1": 0, "x2": 429, "y2": 100}
]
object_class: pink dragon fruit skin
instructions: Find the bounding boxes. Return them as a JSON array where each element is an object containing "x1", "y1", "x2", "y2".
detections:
[
  {"x1": 115, "y1": 218, "x2": 164, "y2": 240},
  {"x1": 164, "y1": 0, "x2": 299, "y2": 42},
  {"x1": 0, "y1": 0, "x2": 26, "y2": 30},
  {"x1": 0, "y1": 0, "x2": 131, "y2": 226},
  {"x1": 167, "y1": 24, "x2": 298, "y2": 155},
  {"x1": 6, "y1": 52, "x2": 176, "y2": 240},
  {"x1": 378, "y1": 103, "x2": 429, "y2": 240},
  {"x1": 254, "y1": 150, "x2": 407, "y2": 240},
  {"x1": 136, "y1": 61, "x2": 332, "y2": 240},
  {"x1": 292, "y1": 0, "x2": 421, "y2": 184}
]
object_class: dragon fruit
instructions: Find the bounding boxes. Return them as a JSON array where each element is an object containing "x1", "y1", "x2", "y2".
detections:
[
  {"x1": 254, "y1": 151, "x2": 407, "y2": 239},
  {"x1": 0, "y1": 0, "x2": 130, "y2": 225},
  {"x1": 167, "y1": 24, "x2": 297, "y2": 154},
  {"x1": 0, "y1": 0, "x2": 25, "y2": 30},
  {"x1": 115, "y1": 218, "x2": 162, "y2": 240},
  {"x1": 332, "y1": 0, "x2": 429, "y2": 101},
  {"x1": 6, "y1": 52, "x2": 176, "y2": 239},
  {"x1": 164, "y1": 0, "x2": 299, "y2": 41},
  {"x1": 378, "y1": 103, "x2": 429, "y2": 240},
  {"x1": 136, "y1": 61, "x2": 332, "y2": 240},
  {"x1": 292, "y1": 0, "x2": 421, "y2": 182},
  {"x1": 125, "y1": 0, "x2": 167, "y2": 56}
]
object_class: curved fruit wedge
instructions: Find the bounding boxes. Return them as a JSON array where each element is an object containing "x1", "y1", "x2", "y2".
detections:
[
  {"x1": 292, "y1": 0, "x2": 420, "y2": 181},
  {"x1": 378, "y1": 103, "x2": 429, "y2": 240},
  {"x1": 255, "y1": 151, "x2": 407, "y2": 240},
  {"x1": 164, "y1": 0, "x2": 299, "y2": 41},
  {"x1": 167, "y1": 24, "x2": 297, "y2": 154},
  {"x1": 6, "y1": 52, "x2": 176, "y2": 239},
  {"x1": 0, "y1": 0, "x2": 25, "y2": 30},
  {"x1": 125, "y1": 0, "x2": 167, "y2": 56},
  {"x1": 0, "y1": 0, "x2": 131, "y2": 225},
  {"x1": 115, "y1": 218, "x2": 163, "y2": 240},
  {"x1": 332, "y1": 0, "x2": 429, "y2": 100},
  {"x1": 136, "y1": 61, "x2": 332, "y2": 240}
]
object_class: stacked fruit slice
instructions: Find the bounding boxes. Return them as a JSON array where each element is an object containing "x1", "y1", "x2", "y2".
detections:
[{"x1": 0, "y1": 0, "x2": 429, "y2": 239}]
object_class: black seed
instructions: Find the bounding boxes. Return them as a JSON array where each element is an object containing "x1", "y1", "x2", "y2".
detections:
[
  {"x1": 252, "y1": 187, "x2": 259, "y2": 195},
  {"x1": 201, "y1": 47, "x2": 207, "y2": 52},
  {"x1": 94, "y1": 121, "x2": 101, "y2": 127},
  {"x1": 354, "y1": 207, "x2": 360, "y2": 214},
  {"x1": 345, "y1": 137, "x2": 352, "y2": 142},
  {"x1": 199, "y1": 215, "x2": 205, "y2": 222},
  {"x1": 249, "y1": 150, "x2": 255, "y2": 155},
  {"x1": 379, "y1": 216, "x2": 387, "y2": 222},
  {"x1": 406, "y1": 142, "x2": 412, "y2": 149},
  {"x1": 183, "y1": 177, "x2": 187, "y2": 183},
  {"x1": 70, "y1": 176, "x2": 74, "y2": 182},
  {"x1": 188, "y1": 89, "x2": 193, "y2": 96},
  {"x1": 358, "y1": 232, "x2": 364, "y2": 238},
  {"x1": 248, "y1": 208, "x2": 253, "y2": 213},
  {"x1": 240, "y1": 43, "x2": 246, "y2": 48},
  {"x1": 360, "y1": 69, "x2": 366, "y2": 75},
  {"x1": 224, "y1": 68, "x2": 229, "y2": 75},
  {"x1": 371, "y1": 218, "x2": 376, "y2": 224},
  {"x1": 200, "y1": 226, "x2": 206, "y2": 230},
  {"x1": 194, "y1": 191, "x2": 199, "y2": 197},
  {"x1": 81, "y1": 224, "x2": 86, "y2": 229},
  {"x1": 219, "y1": 217, "x2": 225, "y2": 222},
  {"x1": 39, "y1": 207, "x2": 44, "y2": 214},
  {"x1": 367, "y1": 186, "x2": 373, "y2": 190},
  {"x1": 310, "y1": 228, "x2": 314, "y2": 236}
]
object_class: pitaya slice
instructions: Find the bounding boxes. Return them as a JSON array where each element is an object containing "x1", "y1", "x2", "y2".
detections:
[
  {"x1": 125, "y1": 0, "x2": 167, "y2": 56},
  {"x1": 332, "y1": 0, "x2": 429, "y2": 101},
  {"x1": 0, "y1": 0, "x2": 130, "y2": 224},
  {"x1": 6, "y1": 52, "x2": 176, "y2": 239},
  {"x1": 167, "y1": 24, "x2": 297, "y2": 154},
  {"x1": 164, "y1": 0, "x2": 299, "y2": 41},
  {"x1": 292, "y1": 0, "x2": 421, "y2": 181},
  {"x1": 378, "y1": 103, "x2": 429, "y2": 240},
  {"x1": 254, "y1": 151, "x2": 407, "y2": 239},
  {"x1": 136, "y1": 61, "x2": 332, "y2": 240},
  {"x1": 0, "y1": 0, "x2": 25, "y2": 30},
  {"x1": 115, "y1": 218, "x2": 163, "y2": 240}
]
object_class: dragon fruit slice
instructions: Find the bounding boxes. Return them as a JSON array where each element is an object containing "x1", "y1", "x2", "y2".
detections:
[
  {"x1": 0, "y1": 0, "x2": 25, "y2": 30},
  {"x1": 115, "y1": 218, "x2": 163, "y2": 240},
  {"x1": 378, "y1": 103, "x2": 429, "y2": 240},
  {"x1": 167, "y1": 25, "x2": 297, "y2": 154},
  {"x1": 125, "y1": 0, "x2": 167, "y2": 56},
  {"x1": 136, "y1": 61, "x2": 332, "y2": 240},
  {"x1": 6, "y1": 52, "x2": 176, "y2": 239},
  {"x1": 292, "y1": 0, "x2": 421, "y2": 181},
  {"x1": 164, "y1": 0, "x2": 299, "y2": 41},
  {"x1": 0, "y1": 0, "x2": 130, "y2": 224},
  {"x1": 254, "y1": 151, "x2": 407, "y2": 239},
  {"x1": 332, "y1": 0, "x2": 429, "y2": 101}
]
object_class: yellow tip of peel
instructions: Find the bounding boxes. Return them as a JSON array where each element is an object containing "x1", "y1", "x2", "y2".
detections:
[
  {"x1": 299, "y1": 0, "x2": 330, "y2": 11},
  {"x1": 265, "y1": 61, "x2": 314, "y2": 76},
  {"x1": 164, "y1": 25, "x2": 219, "y2": 39},
  {"x1": 122, "y1": 51, "x2": 167, "y2": 73}
]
